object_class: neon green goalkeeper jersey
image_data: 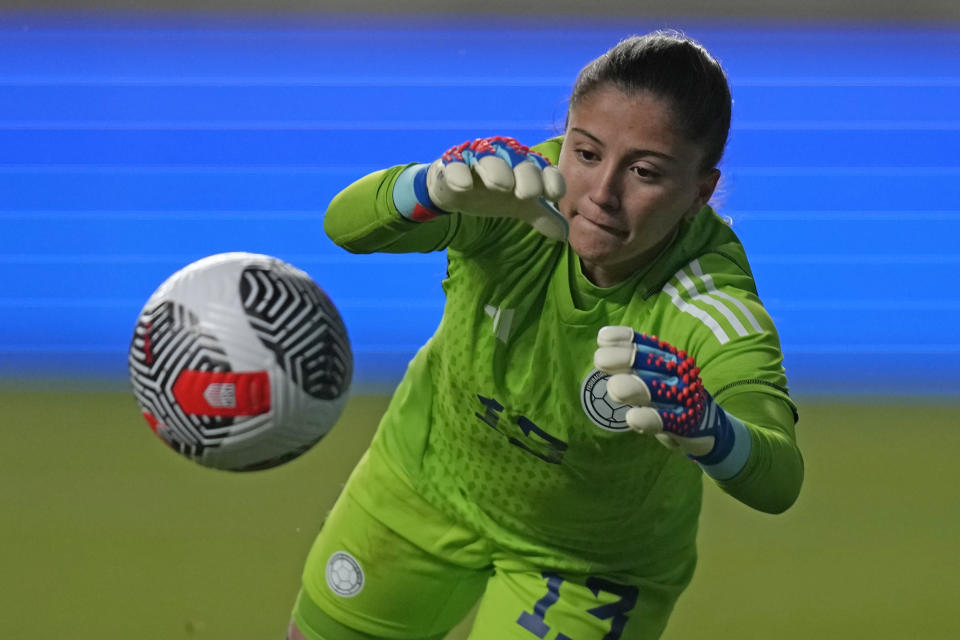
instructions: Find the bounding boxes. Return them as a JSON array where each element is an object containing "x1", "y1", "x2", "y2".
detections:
[{"x1": 324, "y1": 138, "x2": 801, "y2": 580}]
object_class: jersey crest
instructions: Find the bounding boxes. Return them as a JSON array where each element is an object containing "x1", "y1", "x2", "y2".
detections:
[{"x1": 580, "y1": 369, "x2": 630, "y2": 431}]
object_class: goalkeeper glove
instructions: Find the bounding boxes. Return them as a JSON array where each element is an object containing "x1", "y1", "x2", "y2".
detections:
[
  {"x1": 392, "y1": 136, "x2": 569, "y2": 242},
  {"x1": 594, "y1": 326, "x2": 751, "y2": 479}
]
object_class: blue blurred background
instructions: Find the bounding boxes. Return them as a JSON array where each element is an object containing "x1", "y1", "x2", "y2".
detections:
[{"x1": 1, "y1": 12, "x2": 958, "y2": 396}]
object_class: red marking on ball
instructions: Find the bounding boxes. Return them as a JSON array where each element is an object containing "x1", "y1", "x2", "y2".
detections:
[
  {"x1": 142, "y1": 411, "x2": 160, "y2": 434},
  {"x1": 172, "y1": 370, "x2": 271, "y2": 417}
]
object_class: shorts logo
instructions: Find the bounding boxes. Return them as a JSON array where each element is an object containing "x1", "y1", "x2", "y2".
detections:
[
  {"x1": 326, "y1": 551, "x2": 364, "y2": 597},
  {"x1": 580, "y1": 369, "x2": 630, "y2": 432}
]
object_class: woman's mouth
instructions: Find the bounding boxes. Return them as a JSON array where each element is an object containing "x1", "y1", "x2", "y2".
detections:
[{"x1": 576, "y1": 212, "x2": 629, "y2": 239}]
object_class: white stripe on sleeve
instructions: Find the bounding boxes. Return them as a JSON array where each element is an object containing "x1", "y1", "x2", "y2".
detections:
[
  {"x1": 662, "y1": 282, "x2": 730, "y2": 344},
  {"x1": 675, "y1": 267, "x2": 750, "y2": 338},
  {"x1": 690, "y1": 260, "x2": 765, "y2": 333}
]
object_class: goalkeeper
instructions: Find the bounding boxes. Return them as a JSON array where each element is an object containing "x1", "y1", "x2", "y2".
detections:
[{"x1": 289, "y1": 31, "x2": 803, "y2": 640}]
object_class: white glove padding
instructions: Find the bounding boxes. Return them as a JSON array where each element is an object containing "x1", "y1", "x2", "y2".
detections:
[{"x1": 427, "y1": 137, "x2": 568, "y2": 242}]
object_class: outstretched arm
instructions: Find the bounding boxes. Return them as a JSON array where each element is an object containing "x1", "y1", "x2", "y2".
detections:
[
  {"x1": 324, "y1": 165, "x2": 459, "y2": 254},
  {"x1": 324, "y1": 137, "x2": 567, "y2": 255}
]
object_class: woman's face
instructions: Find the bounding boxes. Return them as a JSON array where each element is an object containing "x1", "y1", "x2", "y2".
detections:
[{"x1": 557, "y1": 86, "x2": 720, "y2": 288}]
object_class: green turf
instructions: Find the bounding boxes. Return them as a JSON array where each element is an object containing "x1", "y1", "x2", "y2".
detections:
[{"x1": 3, "y1": 391, "x2": 958, "y2": 639}]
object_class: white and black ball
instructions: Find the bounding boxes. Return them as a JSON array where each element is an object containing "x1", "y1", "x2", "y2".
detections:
[{"x1": 128, "y1": 252, "x2": 352, "y2": 471}]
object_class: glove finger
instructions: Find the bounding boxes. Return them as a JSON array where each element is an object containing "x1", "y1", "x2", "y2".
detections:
[
  {"x1": 442, "y1": 161, "x2": 474, "y2": 192},
  {"x1": 475, "y1": 155, "x2": 515, "y2": 192},
  {"x1": 594, "y1": 345, "x2": 636, "y2": 374},
  {"x1": 625, "y1": 406, "x2": 664, "y2": 435},
  {"x1": 427, "y1": 159, "x2": 461, "y2": 209},
  {"x1": 606, "y1": 373, "x2": 651, "y2": 406},
  {"x1": 489, "y1": 137, "x2": 531, "y2": 167},
  {"x1": 654, "y1": 432, "x2": 682, "y2": 450},
  {"x1": 513, "y1": 161, "x2": 544, "y2": 200},
  {"x1": 541, "y1": 165, "x2": 566, "y2": 201},
  {"x1": 523, "y1": 148, "x2": 550, "y2": 170},
  {"x1": 597, "y1": 325, "x2": 634, "y2": 348}
]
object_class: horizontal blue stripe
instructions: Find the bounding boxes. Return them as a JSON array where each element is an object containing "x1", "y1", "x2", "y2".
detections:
[
  {"x1": 0, "y1": 308, "x2": 443, "y2": 348},
  {"x1": 7, "y1": 343, "x2": 960, "y2": 354},
  {"x1": 0, "y1": 85, "x2": 954, "y2": 124},
  {"x1": 3, "y1": 349, "x2": 959, "y2": 397},
  {"x1": 785, "y1": 345, "x2": 960, "y2": 353},
  {"x1": 2, "y1": 120, "x2": 959, "y2": 132},
  {"x1": 2, "y1": 252, "x2": 957, "y2": 266},
  {"x1": 10, "y1": 298, "x2": 960, "y2": 313},
  {"x1": 2, "y1": 164, "x2": 957, "y2": 174},
  {"x1": 0, "y1": 172, "x2": 957, "y2": 211},
  {"x1": 751, "y1": 255, "x2": 960, "y2": 264},
  {"x1": 1, "y1": 76, "x2": 958, "y2": 88},
  {"x1": 0, "y1": 298, "x2": 445, "y2": 309},
  {"x1": 0, "y1": 129, "x2": 953, "y2": 168},
  {"x1": 5, "y1": 209, "x2": 958, "y2": 221},
  {"x1": 727, "y1": 211, "x2": 960, "y2": 220},
  {"x1": 0, "y1": 22, "x2": 957, "y2": 79},
  {"x1": 0, "y1": 120, "x2": 558, "y2": 131},
  {"x1": 0, "y1": 254, "x2": 444, "y2": 265},
  {"x1": 0, "y1": 344, "x2": 431, "y2": 354},
  {"x1": 1, "y1": 303, "x2": 955, "y2": 347},
  {"x1": 774, "y1": 315, "x2": 960, "y2": 344}
]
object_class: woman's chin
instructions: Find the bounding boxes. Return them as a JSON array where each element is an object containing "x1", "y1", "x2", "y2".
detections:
[{"x1": 568, "y1": 231, "x2": 622, "y2": 264}]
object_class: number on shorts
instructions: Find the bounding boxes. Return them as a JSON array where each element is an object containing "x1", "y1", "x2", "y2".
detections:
[
  {"x1": 516, "y1": 572, "x2": 639, "y2": 640},
  {"x1": 516, "y1": 572, "x2": 565, "y2": 639},
  {"x1": 585, "y1": 577, "x2": 639, "y2": 640}
]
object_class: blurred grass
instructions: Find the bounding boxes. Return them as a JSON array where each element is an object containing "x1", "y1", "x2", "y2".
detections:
[{"x1": 2, "y1": 390, "x2": 958, "y2": 639}]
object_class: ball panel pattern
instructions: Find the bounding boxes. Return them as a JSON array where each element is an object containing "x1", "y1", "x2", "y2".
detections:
[
  {"x1": 128, "y1": 300, "x2": 234, "y2": 458},
  {"x1": 240, "y1": 265, "x2": 352, "y2": 401}
]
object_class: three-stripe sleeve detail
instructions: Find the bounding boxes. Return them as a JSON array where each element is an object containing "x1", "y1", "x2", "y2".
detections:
[
  {"x1": 662, "y1": 281, "x2": 731, "y2": 344},
  {"x1": 663, "y1": 259, "x2": 764, "y2": 344},
  {"x1": 689, "y1": 260, "x2": 764, "y2": 333}
]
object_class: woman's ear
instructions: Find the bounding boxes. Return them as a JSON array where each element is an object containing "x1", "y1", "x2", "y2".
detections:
[
  {"x1": 696, "y1": 168, "x2": 721, "y2": 208},
  {"x1": 684, "y1": 168, "x2": 721, "y2": 221}
]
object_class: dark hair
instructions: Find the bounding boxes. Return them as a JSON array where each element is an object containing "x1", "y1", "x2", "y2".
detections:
[{"x1": 569, "y1": 31, "x2": 732, "y2": 171}]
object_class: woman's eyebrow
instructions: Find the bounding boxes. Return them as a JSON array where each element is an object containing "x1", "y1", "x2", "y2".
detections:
[{"x1": 569, "y1": 127, "x2": 676, "y2": 162}]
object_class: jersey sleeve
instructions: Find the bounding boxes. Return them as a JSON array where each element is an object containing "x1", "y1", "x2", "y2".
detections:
[
  {"x1": 655, "y1": 251, "x2": 803, "y2": 513},
  {"x1": 716, "y1": 391, "x2": 803, "y2": 513},
  {"x1": 699, "y1": 315, "x2": 803, "y2": 514},
  {"x1": 323, "y1": 165, "x2": 478, "y2": 254}
]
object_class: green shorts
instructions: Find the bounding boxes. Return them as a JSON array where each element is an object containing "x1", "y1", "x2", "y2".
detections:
[{"x1": 294, "y1": 450, "x2": 682, "y2": 640}]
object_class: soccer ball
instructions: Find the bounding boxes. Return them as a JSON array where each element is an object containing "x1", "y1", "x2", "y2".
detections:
[{"x1": 128, "y1": 252, "x2": 352, "y2": 471}]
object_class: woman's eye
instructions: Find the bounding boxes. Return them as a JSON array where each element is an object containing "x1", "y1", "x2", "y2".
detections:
[
  {"x1": 633, "y1": 166, "x2": 659, "y2": 179},
  {"x1": 575, "y1": 149, "x2": 598, "y2": 162}
]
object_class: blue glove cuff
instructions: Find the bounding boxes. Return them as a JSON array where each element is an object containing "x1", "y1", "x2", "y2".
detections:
[
  {"x1": 694, "y1": 413, "x2": 752, "y2": 481},
  {"x1": 393, "y1": 163, "x2": 446, "y2": 221}
]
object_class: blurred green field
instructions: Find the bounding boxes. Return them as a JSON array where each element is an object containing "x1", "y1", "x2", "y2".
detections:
[{"x1": 2, "y1": 390, "x2": 958, "y2": 639}]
